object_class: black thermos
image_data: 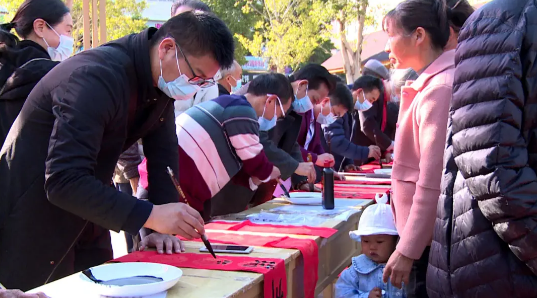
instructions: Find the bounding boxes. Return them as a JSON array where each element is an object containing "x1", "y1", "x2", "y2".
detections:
[{"x1": 322, "y1": 160, "x2": 335, "y2": 210}]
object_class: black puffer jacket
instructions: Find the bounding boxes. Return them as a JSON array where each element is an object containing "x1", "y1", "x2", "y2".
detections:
[
  {"x1": 427, "y1": 0, "x2": 537, "y2": 297},
  {"x1": 0, "y1": 40, "x2": 58, "y2": 147}
]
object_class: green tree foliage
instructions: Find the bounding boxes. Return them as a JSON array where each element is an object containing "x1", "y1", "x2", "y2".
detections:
[
  {"x1": 205, "y1": 0, "x2": 258, "y2": 65},
  {"x1": 71, "y1": 0, "x2": 147, "y2": 51},
  {"x1": 2, "y1": 0, "x2": 147, "y2": 52},
  {"x1": 234, "y1": 0, "x2": 329, "y2": 72}
]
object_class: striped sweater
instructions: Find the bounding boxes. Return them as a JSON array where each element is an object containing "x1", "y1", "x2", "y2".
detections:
[{"x1": 139, "y1": 95, "x2": 273, "y2": 213}]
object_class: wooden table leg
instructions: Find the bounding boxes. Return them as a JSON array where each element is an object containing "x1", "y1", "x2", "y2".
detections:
[{"x1": 321, "y1": 281, "x2": 334, "y2": 298}]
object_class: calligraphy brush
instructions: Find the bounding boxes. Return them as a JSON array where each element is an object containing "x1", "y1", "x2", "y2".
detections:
[
  {"x1": 278, "y1": 180, "x2": 291, "y2": 198},
  {"x1": 374, "y1": 134, "x2": 383, "y2": 169},
  {"x1": 166, "y1": 167, "x2": 217, "y2": 259},
  {"x1": 307, "y1": 153, "x2": 314, "y2": 192}
]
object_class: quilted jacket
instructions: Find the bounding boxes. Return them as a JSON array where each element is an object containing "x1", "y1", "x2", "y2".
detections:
[{"x1": 427, "y1": 0, "x2": 537, "y2": 297}]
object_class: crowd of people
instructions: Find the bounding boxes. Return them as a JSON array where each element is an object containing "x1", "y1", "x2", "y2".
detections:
[{"x1": 0, "y1": 0, "x2": 536, "y2": 297}]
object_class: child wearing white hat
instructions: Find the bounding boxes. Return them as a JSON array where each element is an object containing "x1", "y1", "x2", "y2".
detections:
[{"x1": 335, "y1": 194, "x2": 405, "y2": 298}]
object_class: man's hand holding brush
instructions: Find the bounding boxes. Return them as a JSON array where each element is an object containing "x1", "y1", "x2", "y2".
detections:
[{"x1": 144, "y1": 203, "x2": 205, "y2": 240}]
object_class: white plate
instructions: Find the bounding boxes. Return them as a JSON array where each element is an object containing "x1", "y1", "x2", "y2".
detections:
[
  {"x1": 286, "y1": 192, "x2": 322, "y2": 205},
  {"x1": 79, "y1": 262, "x2": 182, "y2": 297},
  {"x1": 374, "y1": 169, "x2": 392, "y2": 175}
]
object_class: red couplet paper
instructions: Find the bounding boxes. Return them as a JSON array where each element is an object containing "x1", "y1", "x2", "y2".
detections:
[
  {"x1": 114, "y1": 251, "x2": 287, "y2": 298},
  {"x1": 348, "y1": 161, "x2": 394, "y2": 174},
  {"x1": 205, "y1": 220, "x2": 337, "y2": 238},
  {"x1": 179, "y1": 232, "x2": 319, "y2": 298}
]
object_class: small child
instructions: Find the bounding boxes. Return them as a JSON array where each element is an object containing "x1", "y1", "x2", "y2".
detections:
[{"x1": 335, "y1": 194, "x2": 405, "y2": 298}]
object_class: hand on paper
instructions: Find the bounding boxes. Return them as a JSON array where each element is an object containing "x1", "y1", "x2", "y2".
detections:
[
  {"x1": 368, "y1": 146, "x2": 381, "y2": 160},
  {"x1": 269, "y1": 166, "x2": 282, "y2": 181},
  {"x1": 144, "y1": 203, "x2": 205, "y2": 240},
  {"x1": 344, "y1": 164, "x2": 359, "y2": 172},
  {"x1": 385, "y1": 152, "x2": 393, "y2": 163},
  {"x1": 298, "y1": 183, "x2": 321, "y2": 192},
  {"x1": 382, "y1": 250, "x2": 414, "y2": 289},
  {"x1": 315, "y1": 153, "x2": 335, "y2": 167},
  {"x1": 368, "y1": 287, "x2": 382, "y2": 298},
  {"x1": 0, "y1": 290, "x2": 49, "y2": 298},
  {"x1": 334, "y1": 173, "x2": 346, "y2": 181},
  {"x1": 295, "y1": 162, "x2": 316, "y2": 183},
  {"x1": 140, "y1": 232, "x2": 185, "y2": 254}
]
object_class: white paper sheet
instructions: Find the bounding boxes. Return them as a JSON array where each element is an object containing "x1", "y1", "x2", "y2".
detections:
[{"x1": 246, "y1": 199, "x2": 369, "y2": 225}]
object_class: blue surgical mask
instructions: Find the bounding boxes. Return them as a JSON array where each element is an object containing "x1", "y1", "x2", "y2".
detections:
[
  {"x1": 316, "y1": 102, "x2": 336, "y2": 125},
  {"x1": 354, "y1": 90, "x2": 373, "y2": 111},
  {"x1": 230, "y1": 76, "x2": 242, "y2": 94},
  {"x1": 292, "y1": 85, "x2": 313, "y2": 113},
  {"x1": 157, "y1": 47, "x2": 201, "y2": 100},
  {"x1": 258, "y1": 95, "x2": 285, "y2": 131}
]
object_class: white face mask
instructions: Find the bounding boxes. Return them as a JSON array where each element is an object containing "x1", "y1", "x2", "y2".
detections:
[
  {"x1": 354, "y1": 90, "x2": 373, "y2": 111},
  {"x1": 43, "y1": 23, "x2": 74, "y2": 62},
  {"x1": 292, "y1": 84, "x2": 313, "y2": 113},
  {"x1": 258, "y1": 95, "x2": 285, "y2": 131},
  {"x1": 316, "y1": 101, "x2": 336, "y2": 125},
  {"x1": 213, "y1": 69, "x2": 222, "y2": 81},
  {"x1": 157, "y1": 47, "x2": 201, "y2": 100}
]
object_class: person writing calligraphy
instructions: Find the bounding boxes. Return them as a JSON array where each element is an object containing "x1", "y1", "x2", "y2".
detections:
[{"x1": 0, "y1": 11, "x2": 234, "y2": 291}]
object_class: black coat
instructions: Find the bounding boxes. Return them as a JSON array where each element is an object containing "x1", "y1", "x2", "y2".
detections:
[
  {"x1": 0, "y1": 28, "x2": 179, "y2": 290},
  {"x1": 427, "y1": 1, "x2": 537, "y2": 297},
  {"x1": 0, "y1": 40, "x2": 58, "y2": 147},
  {"x1": 352, "y1": 87, "x2": 397, "y2": 159}
]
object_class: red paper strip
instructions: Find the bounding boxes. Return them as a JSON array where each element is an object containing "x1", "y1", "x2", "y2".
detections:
[
  {"x1": 335, "y1": 179, "x2": 391, "y2": 185},
  {"x1": 348, "y1": 162, "x2": 394, "y2": 174},
  {"x1": 114, "y1": 251, "x2": 287, "y2": 298},
  {"x1": 179, "y1": 232, "x2": 318, "y2": 298},
  {"x1": 206, "y1": 220, "x2": 337, "y2": 238}
]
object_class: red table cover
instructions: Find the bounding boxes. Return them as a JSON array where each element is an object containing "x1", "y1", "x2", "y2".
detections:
[
  {"x1": 178, "y1": 232, "x2": 318, "y2": 298},
  {"x1": 205, "y1": 220, "x2": 337, "y2": 238},
  {"x1": 114, "y1": 251, "x2": 288, "y2": 298}
]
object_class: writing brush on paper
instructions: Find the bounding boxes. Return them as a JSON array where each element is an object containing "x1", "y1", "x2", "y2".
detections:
[{"x1": 167, "y1": 166, "x2": 217, "y2": 259}]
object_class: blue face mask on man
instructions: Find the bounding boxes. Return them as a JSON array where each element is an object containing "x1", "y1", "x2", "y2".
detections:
[
  {"x1": 258, "y1": 95, "x2": 285, "y2": 131},
  {"x1": 230, "y1": 76, "x2": 242, "y2": 94},
  {"x1": 317, "y1": 101, "x2": 336, "y2": 125},
  {"x1": 157, "y1": 45, "x2": 201, "y2": 100},
  {"x1": 292, "y1": 84, "x2": 313, "y2": 113}
]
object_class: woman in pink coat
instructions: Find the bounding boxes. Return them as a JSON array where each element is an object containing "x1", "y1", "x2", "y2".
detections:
[{"x1": 381, "y1": 0, "x2": 455, "y2": 297}]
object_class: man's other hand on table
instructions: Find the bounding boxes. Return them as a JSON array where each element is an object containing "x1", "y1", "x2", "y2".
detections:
[{"x1": 139, "y1": 232, "x2": 185, "y2": 254}]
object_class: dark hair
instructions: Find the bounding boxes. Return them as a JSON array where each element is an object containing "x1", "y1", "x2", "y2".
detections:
[
  {"x1": 383, "y1": 0, "x2": 450, "y2": 50},
  {"x1": 151, "y1": 11, "x2": 234, "y2": 69},
  {"x1": 171, "y1": 0, "x2": 211, "y2": 17},
  {"x1": 330, "y1": 83, "x2": 354, "y2": 111},
  {"x1": 352, "y1": 75, "x2": 382, "y2": 93},
  {"x1": 0, "y1": 0, "x2": 69, "y2": 46},
  {"x1": 247, "y1": 73, "x2": 294, "y2": 105},
  {"x1": 446, "y1": 0, "x2": 474, "y2": 33},
  {"x1": 289, "y1": 63, "x2": 336, "y2": 92}
]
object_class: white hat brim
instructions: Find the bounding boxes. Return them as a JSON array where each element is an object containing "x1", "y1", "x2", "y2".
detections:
[{"x1": 349, "y1": 227, "x2": 398, "y2": 242}]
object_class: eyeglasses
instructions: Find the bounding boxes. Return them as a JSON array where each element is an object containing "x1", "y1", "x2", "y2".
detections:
[{"x1": 176, "y1": 43, "x2": 216, "y2": 88}]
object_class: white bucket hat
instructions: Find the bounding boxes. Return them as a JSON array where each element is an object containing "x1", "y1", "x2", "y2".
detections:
[{"x1": 349, "y1": 193, "x2": 398, "y2": 242}]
